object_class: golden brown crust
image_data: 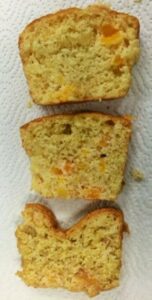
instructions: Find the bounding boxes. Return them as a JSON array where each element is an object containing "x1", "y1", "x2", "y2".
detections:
[
  {"x1": 21, "y1": 203, "x2": 65, "y2": 239},
  {"x1": 67, "y1": 207, "x2": 124, "y2": 236},
  {"x1": 19, "y1": 5, "x2": 139, "y2": 46},
  {"x1": 88, "y1": 5, "x2": 139, "y2": 38},
  {"x1": 20, "y1": 111, "x2": 132, "y2": 131},
  {"x1": 25, "y1": 203, "x2": 58, "y2": 228},
  {"x1": 24, "y1": 203, "x2": 125, "y2": 236},
  {"x1": 18, "y1": 7, "x2": 80, "y2": 50}
]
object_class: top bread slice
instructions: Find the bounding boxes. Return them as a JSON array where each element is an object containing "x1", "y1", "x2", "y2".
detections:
[
  {"x1": 19, "y1": 5, "x2": 140, "y2": 105},
  {"x1": 20, "y1": 112, "x2": 131, "y2": 201},
  {"x1": 16, "y1": 203, "x2": 125, "y2": 297}
]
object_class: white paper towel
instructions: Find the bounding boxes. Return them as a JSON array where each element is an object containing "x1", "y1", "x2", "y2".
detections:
[{"x1": 0, "y1": 0, "x2": 152, "y2": 299}]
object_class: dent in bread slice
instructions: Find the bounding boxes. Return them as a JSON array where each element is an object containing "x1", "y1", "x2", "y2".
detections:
[
  {"x1": 19, "y1": 5, "x2": 140, "y2": 105},
  {"x1": 16, "y1": 203, "x2": 125, "y2": 297},
  {"x1": 20, "y1": 112, "x2": 132, "y2": 201}
]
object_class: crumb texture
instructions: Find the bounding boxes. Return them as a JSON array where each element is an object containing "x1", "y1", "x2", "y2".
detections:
[
  {"x1": 131, "y1": 168, "x2": 144, "y2": 181},
  {"x1": 16, "y1": 204, "x2": 124, "y2": 297},
  {"x1": 19, "y1": 5, "x2": 140, "y2": 104},
  {"x1": 20, "y1": 113, "x2": 132, "y2": 201}
]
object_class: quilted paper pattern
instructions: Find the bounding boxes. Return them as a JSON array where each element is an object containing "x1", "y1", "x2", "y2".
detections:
[{"x1": 0, "y1": 1, "x2": 152, "y2": 299}]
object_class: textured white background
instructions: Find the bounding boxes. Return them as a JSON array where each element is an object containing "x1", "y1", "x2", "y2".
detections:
[{"x1": 0, "y1": 0, "x2": 152, "y2": 299}]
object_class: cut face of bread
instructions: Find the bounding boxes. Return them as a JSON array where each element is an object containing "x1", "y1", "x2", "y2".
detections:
[
  {"x1": 19, "y1": 5, "x2": 140, "y2": 105},
  {"x1": 16, "y1": 203, "x2": 125, "y2": 297},
  {"x1": 20, "y1": 113, "x2": 132, "y2": 201}
]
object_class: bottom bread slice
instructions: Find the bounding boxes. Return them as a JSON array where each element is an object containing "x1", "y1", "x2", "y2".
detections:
[{"x1": 16, "y1": 203, "x2": 125, "y2": 297}]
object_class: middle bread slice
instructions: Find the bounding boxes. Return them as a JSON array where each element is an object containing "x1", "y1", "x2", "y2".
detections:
[{"x1": 20, "y1": 112, "x2": 132, "y2": 201}]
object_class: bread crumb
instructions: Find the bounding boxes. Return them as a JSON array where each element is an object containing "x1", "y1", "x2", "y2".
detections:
[
  {"x1": 94, "y1": 1, "x2": 111, "y2": 8},
  {"x1": 131, "y1": 169, "x2": 144, "y2": 181},
  {"x1": 27, "y1": 99, "x2": 33, "y2": 108}
]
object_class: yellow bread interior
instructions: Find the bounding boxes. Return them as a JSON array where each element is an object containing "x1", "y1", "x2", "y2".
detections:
[
  {"x1": 16, "y1": 203, "x2": 125, "y2": 296},
  {"x1": 20, "y1": 113, "x2": 132, "y2": 201}
]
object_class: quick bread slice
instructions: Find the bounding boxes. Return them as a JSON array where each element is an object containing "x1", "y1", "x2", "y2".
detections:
[
  {"x1": 16, "y1": 203, "x2": 125, "y2": 297},
  {"x1": 19, "y1": 5, "x2": 140, "y2": 105},
  {"x1": 20, "y1": 112, "x2": 132, "y2": 201}
]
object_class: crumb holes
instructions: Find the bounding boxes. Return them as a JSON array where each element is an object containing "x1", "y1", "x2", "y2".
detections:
[
  {"x1": 86, "y1": 240, "x2": 92, "y2": 247},
  {"x1": 48, "y1": 22, "x2": 53, "y2": 27},
  {"x1": 113, "y1": 68, "x2": 123, "y2": 76},
  {"x1": 70, "y1": 238, "x2": 76, "y2": 243},
  {"x1": 44, "y1": 83, "x2": 49, "y2": 89},
  {"x1": 122, "y1": 180, "x2": 125, "y2": 186},
  {"x1": 106, "y1": 120, "x2": 115, "y2": 126},
  {"x1": 62, "y1": 124, "x2": 72, "y2": 134},
  {"x1": 93, "y1": 26, "x2": 98, "y2": 34},
  {"x1": 100, "y1": 154, "x2": 107, "y2": 158},
  {"x1": 23, "y1": 225, "x2": 37, "y2": 237},
  {"x1": 36, "y1": 174, "x2": 43, "y2": 183},
  {"x1": 124, "y1": 38, "x2": 130, "y2": 47}
]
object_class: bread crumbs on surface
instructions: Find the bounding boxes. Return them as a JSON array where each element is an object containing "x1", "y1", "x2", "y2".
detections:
[
  {"x1": 131, "y1": 169, "x2": 144, "y2": 181},
  {"x1": 94, "y1": 1, "x2": 111, "y2": 8}
]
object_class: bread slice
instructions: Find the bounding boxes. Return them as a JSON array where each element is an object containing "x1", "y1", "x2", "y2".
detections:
[
  {"x1": 16, "y1": 203, "x2": 125, "y2": 297},
  {"x1": 20, "y1": 112, "x2": 132, "y2": 201},
  {"x1": 19, "y1": 5, "x2": 140, "y2": 105}
]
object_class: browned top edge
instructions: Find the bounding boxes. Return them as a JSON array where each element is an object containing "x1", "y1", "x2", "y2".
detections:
[
  {"x1": 20, "y1": 111, "x2": 132, "y2": 132},
  {"x1": 24, "y1": 203, "x2": 124, "y2": 236},
  {"x1": 19, "y1": 4, "x2": 140, "y2": 48},
  {"x1": 18, "y1": 7, "x2": 80, "y2": 49},
  {"x1": 25, "y1": 203, "x2": 58, "y2": 228}
]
